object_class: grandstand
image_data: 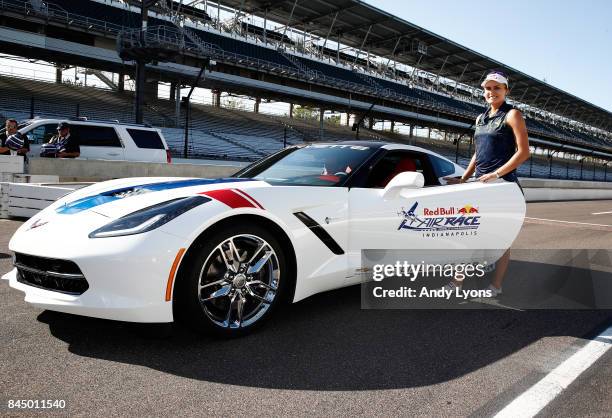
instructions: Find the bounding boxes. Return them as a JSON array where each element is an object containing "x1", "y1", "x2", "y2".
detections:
[{"x1": 0, "y1": 0, "x2": 610, "y2": 181}]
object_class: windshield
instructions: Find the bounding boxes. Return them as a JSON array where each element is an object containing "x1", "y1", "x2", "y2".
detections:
[{"x1": 237, "y1": 144, "x2": 377, "y2": 186}]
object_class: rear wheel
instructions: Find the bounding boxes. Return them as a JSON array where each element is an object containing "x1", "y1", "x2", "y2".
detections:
[{"x1": 178, "y1": 223, "x2": 289, "y2": 336}]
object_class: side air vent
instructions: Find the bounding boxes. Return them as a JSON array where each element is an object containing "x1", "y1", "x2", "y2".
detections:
[{"x1": 293, "y1": 212, "x2": 344, "y2": 255}]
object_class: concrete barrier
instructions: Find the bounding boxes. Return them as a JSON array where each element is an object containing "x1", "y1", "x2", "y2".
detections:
[
  {"x1": 0, "y1": 155, "x2": 25, "y2": 177},
  {"x1": 20, "y1": 158, "x2": 612, "y2": 203},
  {"x1": 520, "y1": 178, "x2": 612, "y2": 201},
  {"x1": 28, "y1": 158, "x2": 241, "y2": 182}
]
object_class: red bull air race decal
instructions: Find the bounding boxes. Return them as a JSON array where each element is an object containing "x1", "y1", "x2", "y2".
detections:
[{"x1": 398, "y1": 202, "x2": 481, "y2": 238}]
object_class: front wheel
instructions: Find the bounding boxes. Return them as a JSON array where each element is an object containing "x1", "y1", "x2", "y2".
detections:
[{"x1": 177, "y1": 223, "x2": 289, "y2": 336}]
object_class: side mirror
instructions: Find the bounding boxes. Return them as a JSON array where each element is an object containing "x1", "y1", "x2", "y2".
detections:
[{"x1": 382, "y1": 171, "x2": 424, "y2": 198}]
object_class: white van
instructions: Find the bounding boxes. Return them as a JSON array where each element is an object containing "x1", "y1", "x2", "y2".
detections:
[{"x1": 14, "y1": 118, "x2": 172, "y2": 163}]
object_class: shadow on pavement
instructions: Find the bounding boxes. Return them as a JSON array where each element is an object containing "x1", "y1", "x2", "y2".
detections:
[{"x1": 37, "y1": 283, "x2": 612, "y2": 391}]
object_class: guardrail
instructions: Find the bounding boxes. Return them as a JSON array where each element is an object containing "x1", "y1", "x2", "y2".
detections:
[{"x1": 0, "y1": 0, "x2": 125, "y2": 34}]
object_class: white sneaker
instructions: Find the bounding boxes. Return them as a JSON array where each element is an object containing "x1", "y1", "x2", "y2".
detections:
[
  {"x1": 484, "y1": 284, "x2": 502, "y2": 297},
  {"x1": 441, "y1": 281, "x2": 462, "y2": 292}
]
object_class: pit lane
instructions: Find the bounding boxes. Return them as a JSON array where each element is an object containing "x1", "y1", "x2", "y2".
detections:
[{"x1": 1, "y1": 200, "x2": 611, "y2": 417}]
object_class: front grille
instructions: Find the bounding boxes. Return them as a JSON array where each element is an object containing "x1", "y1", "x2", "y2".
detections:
[{"x1": 14, "y1": 253, "x2": 89, "y2": 295}]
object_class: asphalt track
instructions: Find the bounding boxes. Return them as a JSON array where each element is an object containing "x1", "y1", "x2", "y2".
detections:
[{"x1": 1, "y1": 200, "x2": 611, "y2": 417}]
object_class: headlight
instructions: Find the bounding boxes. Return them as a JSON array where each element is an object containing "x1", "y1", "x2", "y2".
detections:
[{"x1": 89, "y1": 196, "x2": 210, "y2": 238}]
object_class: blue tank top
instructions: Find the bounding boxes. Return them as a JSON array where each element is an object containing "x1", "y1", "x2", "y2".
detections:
[{"x1": 474, "y1": 101, "x2": 518, "y2": 182}]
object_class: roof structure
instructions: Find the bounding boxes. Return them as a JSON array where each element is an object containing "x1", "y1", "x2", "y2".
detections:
[{"x1": 218, "y1": 0, "x2": 611, "y2": 131}]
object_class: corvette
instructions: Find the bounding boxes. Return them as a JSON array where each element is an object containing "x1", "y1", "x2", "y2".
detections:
[{"x1": 3, "y1": 141, "x2": 525, "y2": 335}]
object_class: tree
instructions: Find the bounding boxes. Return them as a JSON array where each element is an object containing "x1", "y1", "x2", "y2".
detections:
[
  {"x1": 224, "y1": 98, "x2": 246, "y2": 111},
  {"x1": 327, "y1": 115, "x2": 341, "y2": 125},
  {"x1": 293, "y1": 105, "x2": 319, "y2": 121}
]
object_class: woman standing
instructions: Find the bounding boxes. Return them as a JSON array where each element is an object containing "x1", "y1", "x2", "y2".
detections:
[{"x1": 451, "y1": 71, "x2": 530, "y2": 296}]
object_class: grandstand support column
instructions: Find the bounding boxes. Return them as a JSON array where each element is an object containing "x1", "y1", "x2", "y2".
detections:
[
  {"x1": 254, "y1": 97, "x2": 261, "y2": 113},
  {"x1": 135, "y1": 72, "x2": 159, "y2": 122},
  {"x1": 55, "y1": 66, "x2": 62, "y2": 84},
  {"x1": 212, "y1": 89, "x2": 221, "y2": 107},
  {"x1": 281, "y1": 0, "x2": 298, "y2": 44},
  {"x1": 455, "y1": 135, "x2": 461, "y2": 163},
  {"x1": 433, "y1": 56, "x2": 449, "y2": 87},
  {"x1": 410, "y1": 55, "x2": 423, "y2": 80},
  {"x1": 170, "y1": 83, "x2": 176, "y2": 103},
  {"x1": 175, "y1": 81, "x2": 181, "y2": 127},
  {"x1": 345, "y1": 113, "x2": 350, "y2": 126},
  {"x1": 548, "y1": 150, "x2": 554, "y2": 178},
  {"x1": 144, "y1": 78, "x2": 159, "y2": 103},
  {"x1": 368, "y1": 117, "x2": 373, "y2": 129},
  {"x1": 321, "y1": 12, "x2": 339, "y2": 54},
  {"x1": 390, "y1": 120, "x2": 396, "y2": 133},
  {"x1": 354, "y1": 25, "x2": 372, "y2": 65},
  {"x1": 263, "y1": 8, "x2": 267, "y2": 45},
  {"x1": 289, "y1": 103, "x2": 294, "y2": 118},
  {"x1": 384, "y1": 36, "x2": 403, "y2": 71},
  {"x1": 452, "y1": 63, "x2": 469, "y2": 95},
  {"x1": 183, "y1": 66, "x2": 206, "y2": 159},
  {"x1": 135, "y1": 1, "x2": 149, "y2": 124},
  {"x1": 118, "y1": 72, "x2": 125, "y2": 92},
  {"x1": 409, "y1": 125, "x2": 414, "y2": 139},
  {"x1": 319, "y1": 108, "x2": 324, "y2": 140}
]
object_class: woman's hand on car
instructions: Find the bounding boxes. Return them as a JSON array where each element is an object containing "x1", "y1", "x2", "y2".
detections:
[{"x1": 478, "y1": 172, "x2": 498, "y2": 183}]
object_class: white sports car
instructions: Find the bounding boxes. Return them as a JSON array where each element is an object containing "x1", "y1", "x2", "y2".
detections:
[{"x1": 3, "y1": 142, "x2": 525, "y2": 335}]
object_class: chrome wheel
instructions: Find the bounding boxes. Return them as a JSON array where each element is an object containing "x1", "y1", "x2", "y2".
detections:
[{"x1": 197, "y1": 234, "x2": 280, "y2": 329}]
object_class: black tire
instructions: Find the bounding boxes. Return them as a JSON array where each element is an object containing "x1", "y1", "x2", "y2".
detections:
[{"x1": 176, "y1": 223, "x2": 290, "y2": 337}]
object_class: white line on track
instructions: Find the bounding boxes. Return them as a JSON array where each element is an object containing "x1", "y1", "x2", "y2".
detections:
[
  {"x1": 524, "y1": 217, "x2": 612, "y2": 228},
  {"x1": 494, "y1": 324, "x2": 612, "y2": 418},
  {"x1": 592, "y1": 211, "x2": 612, "y2": 215}
]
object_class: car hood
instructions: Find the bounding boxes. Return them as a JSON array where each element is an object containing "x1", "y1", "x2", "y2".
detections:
[{"x1": 47, "y1": 177, "x2": 268, "y2": 220}]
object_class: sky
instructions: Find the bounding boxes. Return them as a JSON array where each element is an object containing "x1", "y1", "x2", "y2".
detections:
[{"x1": 366, "y1": 0, "x2": 612, "y2": 112}]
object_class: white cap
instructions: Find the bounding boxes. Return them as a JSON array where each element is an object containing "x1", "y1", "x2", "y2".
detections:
[{"x1": 481, "y1": 72, "x2": 508, "y2": 87}]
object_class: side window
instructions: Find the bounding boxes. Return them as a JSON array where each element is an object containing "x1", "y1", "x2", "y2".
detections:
[
  {"x1": 126, "y1": 129, "x2": 165, "y2": 149},
  {"x1": 365, "y1": 150, "x2": 440, "y2": 188},
  {"x1": 74, "y1": 125, "x2": 122, "y2": 147},
  {"x1": 428, "y1": 155, "x2": 456, "y2": 178},
  {"x1": 25, "y1": 124, "x2": 56, "y2": 144}
]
